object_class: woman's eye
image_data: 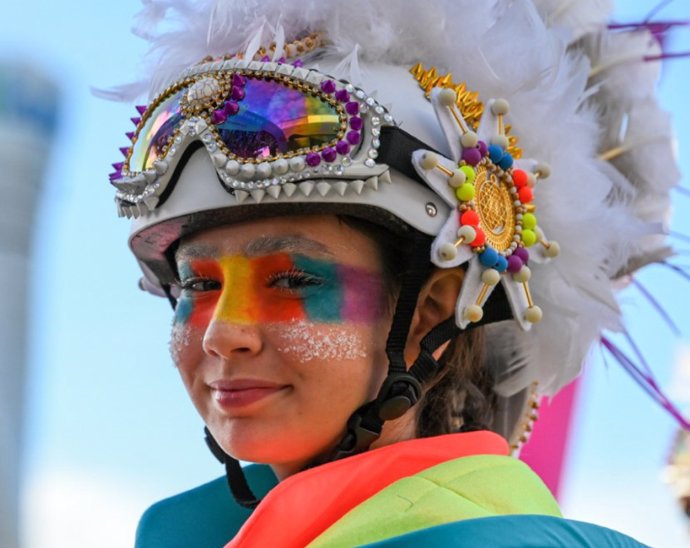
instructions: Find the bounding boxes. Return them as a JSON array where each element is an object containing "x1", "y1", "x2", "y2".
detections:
[
  {"x1": 268, "y1": 271, "x2": 322, "y2": 290},
  {"x1": 179, "y1": 278, "x2": 221, "y2": 292}
]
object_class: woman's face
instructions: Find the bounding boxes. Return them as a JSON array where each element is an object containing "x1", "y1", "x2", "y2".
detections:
[{"x1": 171, "y1": 215, "x2": 393, "y2": 477}]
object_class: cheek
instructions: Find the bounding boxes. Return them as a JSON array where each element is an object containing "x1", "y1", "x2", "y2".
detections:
[
  {"x1": 169, "y1": 318, "x2": 206, "y2": 387},
  {"x1": 266, "y1": 320, "x2": 369, "y2": 363}
]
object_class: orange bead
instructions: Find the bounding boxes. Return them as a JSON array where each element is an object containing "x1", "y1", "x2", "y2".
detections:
[
  {"x1": 470, "y1": 228, "x2": 486, "y2": 247},
  {"x1": 518, "y1": 186, "x2": 534, "y2": 203},
  {"x1": 512, "y1": 169, "x2": 528, "y2": 189},
  {"x1": 460, "y1": 210, "x2": 480, "y2": 227}
]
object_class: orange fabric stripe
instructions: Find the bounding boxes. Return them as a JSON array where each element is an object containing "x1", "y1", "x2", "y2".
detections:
[{"x1": 225, "y1": 431, "x2": 509, "y2": 548}]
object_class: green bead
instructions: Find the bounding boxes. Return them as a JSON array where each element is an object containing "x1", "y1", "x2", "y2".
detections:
[
  {"x1": 521, "y1": 229, "x2": 537, "y2": 247},
  {"x1": 460, "y1": 165, "x2": 476, "y2": 184},
  {"x1": 522, "y1": 213, "x2": 537, "y2": 230},
  {"x1": 455, "y1": 183, "x2": 476, "y2": 202}
]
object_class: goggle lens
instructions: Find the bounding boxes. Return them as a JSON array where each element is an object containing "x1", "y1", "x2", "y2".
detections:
[
  {"x1": 129, "y1": 90, "x2": 185, "y2": 172},
  {"x1": 216, "y1": 77, "x2": 342, "y2": 159},
  {"x1": 127, "y1": 75, "x2": 343, "y2": 173}
]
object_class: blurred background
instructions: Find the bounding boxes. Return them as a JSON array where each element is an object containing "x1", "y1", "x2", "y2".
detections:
[{"x1": 0, "y1": 2, "x2": 689, "y2": 547}]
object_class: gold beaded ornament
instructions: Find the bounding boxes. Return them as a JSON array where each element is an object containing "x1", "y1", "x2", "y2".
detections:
[{"x1": 411, "y1": 65, "x2": 560, "y2": 330}]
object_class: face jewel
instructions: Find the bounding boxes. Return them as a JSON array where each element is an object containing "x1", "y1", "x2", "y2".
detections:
[{"x1": 214, "y1": 77, "x2": 343, "y2": 160}]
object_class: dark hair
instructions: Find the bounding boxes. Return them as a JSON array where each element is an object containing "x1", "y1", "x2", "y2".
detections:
[{"x1": 339, "y1": 215, "x2": 495, "y2": 436}]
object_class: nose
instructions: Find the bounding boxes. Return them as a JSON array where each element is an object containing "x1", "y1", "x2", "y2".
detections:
[{"x1": 202, "y1": 318, "x2": 264, "y2": 360}]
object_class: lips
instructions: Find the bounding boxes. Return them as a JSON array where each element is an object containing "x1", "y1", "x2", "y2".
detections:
[{"x1": 209, "y1": 378, "x2": 289, "y2": 408}]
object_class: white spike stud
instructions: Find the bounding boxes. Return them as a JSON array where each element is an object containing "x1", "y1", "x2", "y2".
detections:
[
  {"x1": 234, "y1": 190, "x2": 249, "y2": 203},
  {"x1": 333, "y1": 181, "x2": 348, "y2": 196},
  {"x1": 250, "y1": 189, "x2": 266, "y2": 203},
  {"x1": 316, "y1": 182, "x2": 331, "y2": 196},
  {"x1": 352, "y1": 180, "x2": 365, "y2": 195},
  {"x1": 283, "y1": 182, "x2": 297, "y2": 197},
  {"x1": 298, "y1": 181, "x2": 314, "y2": 196},
  {"x1": 365, "y1": 176, "x2": 378, "y2": 191}
]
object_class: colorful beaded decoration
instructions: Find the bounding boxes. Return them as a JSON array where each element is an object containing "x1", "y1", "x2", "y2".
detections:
[{"x1": 411, "y1": 65, "x2": 559, "y2": 327}]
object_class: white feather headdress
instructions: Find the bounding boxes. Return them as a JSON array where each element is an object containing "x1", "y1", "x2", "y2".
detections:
[{"x1": 105, "y1": 0, "x2": 683, "y2": 411}]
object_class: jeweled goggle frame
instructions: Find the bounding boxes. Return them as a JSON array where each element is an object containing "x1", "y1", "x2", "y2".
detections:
[{"x1": 111, "y1": 58, "x2": 395, "y2": 217}]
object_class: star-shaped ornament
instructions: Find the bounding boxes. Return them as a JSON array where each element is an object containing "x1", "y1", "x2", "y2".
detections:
[{"x1": 412, "y1": 88, "x2": 560, "y2": 330}]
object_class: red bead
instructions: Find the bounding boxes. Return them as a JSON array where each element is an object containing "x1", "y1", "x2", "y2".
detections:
[
  {"x1": 460, "y1": 210, "x2": 480, "y2": 227},
  {"x1": 470, "y1": 228, "x2": 486, "y2": 247},
  {"x1": 518, "y1": 187, "x2": 534, "y2": 203},
  {"x1": 512, "y1": 169, "x2": 528, "y2": 189}
]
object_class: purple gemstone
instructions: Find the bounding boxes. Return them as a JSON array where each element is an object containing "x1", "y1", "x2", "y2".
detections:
[
  {"x1": 119, "y1": 147, "x2": 129, "y2": 157},
  {"x1": 346, "y1": 130, "x2": 361, "y2": 145},
  {"x1": 477, "y1": 140, "x2": 488, "y2": 156},
  {"x1": 306, "y1": 152, "x2": 321, "y2": 167},
  {"x1": 112, "y1": 162, "x2": 124, "y2": 171},
  {"x1": 211, "y1": 109, "x2": 228, "y2": 125},
  {"x1": 320, "y1": 80, "x2": 336, "y2": 94},
  {"x1": 136, "y1": 105, "x2": 147, "y2": 115},
  {"x1": 513, "y1": 247, "x2": 530, "y2": 263},
  {"x1": 292, "y1": 59, "x2": 304, "y2": 67},
  {"x1": 261, "y1": 55, "x2": 271, "y2": 62},
  {"x1": 131, "y1": 117, "x2": 141, "y2": 126},
  {"x1": 109, "y1": 172, "x2": 121, "y2": 181},
  {"x1": 349, "y1": 116, "x2": 363, "y2": 131},
  {"x1": 231, "y1": 85, "x2": 245, "y2": 101},
  {"x1": 321, "y1": 147, "x2": 337, "y2": 163},
  {"x1": 232, "y1": 73, "x2": 246, "y2": 87},
  {"x1": 224, "y1": 101, "x2": 240, "y2": 115},
  {"x1": 335, "y1": 89, "x2": 350, "y2": 102},
  {"x1": 336, "y1": 140, "x2": 350, "y2": 155},
  {"x1": 345, "y1": 102, "x2": 360, "y2": 115},
  {"x1": 277, "y1": 57, "x2": 287, "y2": 64},
  {"x1": 462, "y1": 147, "x2": 482, "y2": 166},
  {"x1": 126, "y1": 131, "x2": 135, "y2": 141},
  {"x1": 507, "y1": 255, "x2": 523, "y2": 274}
]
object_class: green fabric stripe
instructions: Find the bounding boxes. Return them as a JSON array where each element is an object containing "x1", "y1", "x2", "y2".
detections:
[{"x1": 308, "y1": 454, "x2": 561, "y2": 548}]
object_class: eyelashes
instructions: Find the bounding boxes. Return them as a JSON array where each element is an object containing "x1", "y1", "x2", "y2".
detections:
[
  {"x1": 177, "y1": 268, "x2": 324, "y2": 294},
  {"x1": 266, "y1": 269, "x2": 323, "y2": 291},
  {"x1": 178, "y1": 277, "x2": 221, "y2": 293}
]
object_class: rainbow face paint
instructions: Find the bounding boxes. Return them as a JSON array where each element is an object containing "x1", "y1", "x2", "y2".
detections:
[{"x1": 174, "y1": 253, "x2": 385, "y2": 328}]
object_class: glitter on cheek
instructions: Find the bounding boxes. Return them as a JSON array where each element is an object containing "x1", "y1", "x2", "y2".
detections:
[
  {"x1": 169, "y1": 321, "x2": 194, "y2": 366},
  {"x1": 267, "y1": 320, "x2": 368, "y2": 363}
]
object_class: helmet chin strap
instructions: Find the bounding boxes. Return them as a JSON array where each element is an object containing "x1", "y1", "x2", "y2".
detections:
[{"x1": 204, "y1": 427, "x2": 261, "y2": 509}]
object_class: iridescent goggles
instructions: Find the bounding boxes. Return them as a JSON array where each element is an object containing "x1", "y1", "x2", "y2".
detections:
[{"x1": 111, "y1": 58, "x2": 396, "y2": 217}]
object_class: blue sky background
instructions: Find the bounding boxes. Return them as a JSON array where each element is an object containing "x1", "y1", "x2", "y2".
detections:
[{"x1": 1, "y1": 2, "x2": 689, "y2": 546}]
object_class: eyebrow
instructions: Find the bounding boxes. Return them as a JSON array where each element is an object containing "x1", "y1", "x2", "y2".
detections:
[
  {"x1": 244, "y1": 235, "x2": 333, "y2": 257},
  {"x1": 175, "y1": 234, "x2": 333, "y2": 262}
]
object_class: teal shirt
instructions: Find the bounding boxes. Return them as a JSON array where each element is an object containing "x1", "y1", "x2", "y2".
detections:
[{"x1": 135, "y1": 465, "x2": 276, "y2": 548}]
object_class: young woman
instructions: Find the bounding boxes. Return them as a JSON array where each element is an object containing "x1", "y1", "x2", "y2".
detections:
[{"x1": 106, "y1": 0, "x2": 677, "y2": 545}]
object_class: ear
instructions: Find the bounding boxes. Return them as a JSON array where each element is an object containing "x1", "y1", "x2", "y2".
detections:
[{"x1": 404, "y1": 268, "x2": 464, "y2": 366}]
